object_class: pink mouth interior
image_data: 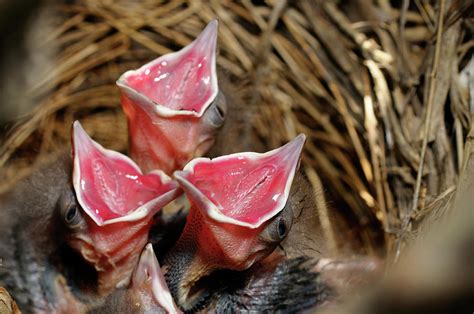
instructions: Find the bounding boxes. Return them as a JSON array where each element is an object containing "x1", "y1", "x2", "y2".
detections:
[
  {"x1": 124, "y1": 23, "x2": 217, "y2": 113},
  {"x1": 73, "y1": 123, "x2": 175, "y2": 223},
  {"x1": 189, "y1": 156, "x2": 287, "y2": 225},
  {"x1": 182, "y1": 135, "x2": 305, "y2": 226},
  {"x1": 133, "y1": 244, "x2": 180, "y2": 312}
]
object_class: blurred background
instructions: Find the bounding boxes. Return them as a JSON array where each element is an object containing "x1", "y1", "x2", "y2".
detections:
[{"x1": 0, "y1": 0, "x2": 472, "y2": 310}]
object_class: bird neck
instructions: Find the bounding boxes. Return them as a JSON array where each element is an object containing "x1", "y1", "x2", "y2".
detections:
[
  {"x1": 163, "y1": 226, "x2": 214, "y2": 311},
  {"x1": 67, "y1": 217, "x2": 153, "y2": 296}
]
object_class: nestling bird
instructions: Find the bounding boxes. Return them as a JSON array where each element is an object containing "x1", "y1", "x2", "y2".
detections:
[
  {"x1": 163, "y1": 135, "x2": 313, "y2": 311},
  {"x1": 117, "y1": 20, "x2": 226, "y2": 175},
  {"x1": 67, "y1": 121, "x2": 181, "y2": 295},
  {"x1": 90, "y1": 244, "x2": 181, "y2": 314},
  {"x1": 0, "y1": 152, "x2": 89, "y2": 312}
]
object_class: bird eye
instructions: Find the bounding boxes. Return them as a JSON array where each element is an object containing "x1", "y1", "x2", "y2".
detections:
[
  {"x1": 205, "y1": 92, "x2": 226, "y2": 127},
  {"x1": 215, "y1": 103, "x2": 225, "y2": 121},
  {"x1": 63, "y1": 201, "x2": 84, "y2": 229},
  {"x1": 65, "y1": 204, "x2": 78, "y2": 224},
  {"x1": 57, "y1": 190, "x2": 85, "y2": 229},
  {"x1": 259, "y1": 204, "x2": 293, "y2": 244},
  {"x1": 277, "y1": 218, "x2": 288, "y2": 239}
]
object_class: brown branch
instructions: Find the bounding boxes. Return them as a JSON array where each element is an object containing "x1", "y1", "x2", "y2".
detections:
[{"x1": 395, "y1": 0, "x2": 447, "y2": 262}]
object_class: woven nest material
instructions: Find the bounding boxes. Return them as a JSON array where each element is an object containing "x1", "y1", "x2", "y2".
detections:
[{"x1": 0, "y1": 0, "x2": 472, "y2": 260}]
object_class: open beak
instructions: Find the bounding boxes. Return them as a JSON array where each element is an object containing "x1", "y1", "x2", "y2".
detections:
[
  {"x1": 70, "y1": 121, "x2": 181, "y2": 295},
  {"x1": 117, "y1": 20, "x2": 220, "y2": 174},
  {"x1": 130, "y1": 244, "x2": 182, "y2": 313},
  {"x1": 165, "y1": 135, "x2": 306, "y2": 310}
]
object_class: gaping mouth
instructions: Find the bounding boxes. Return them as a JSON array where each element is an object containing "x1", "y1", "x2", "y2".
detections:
[
  {"x1": 174, "y1": 134, "x2": 306, "y2": 228},
  {"x1": 71, "y1": 121, "x2": 180, "y2": 225},
  {"x1": 133, "y1": 244, "x2": 181, "y2": 313},
  {"x1": 117, "y1": 20, "x2": 219, "y2": 117}
]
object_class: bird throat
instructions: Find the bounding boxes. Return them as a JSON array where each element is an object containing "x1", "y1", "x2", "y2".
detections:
[
  {"x1": 67, "y1": 215, "x2": 153, "y2": 296},
  {"x1": 163, "y1": 237, "x2": 215, "y2": 311}
]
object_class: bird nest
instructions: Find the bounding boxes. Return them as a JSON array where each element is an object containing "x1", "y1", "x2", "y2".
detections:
[{"x1": 0, "y1": 0, "x2": 471, "y2": 261}]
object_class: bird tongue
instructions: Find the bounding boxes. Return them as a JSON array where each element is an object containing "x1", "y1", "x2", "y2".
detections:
[
  {"x1": 174, "y1": 134, "x2": 306, "y2": 228},
  {"x1": 116, "y1": 20, "x2": 219, "y2": 174},
  {"x1": 131, "y1": 244, "x2": 182, "y2": 313},
  {"x1": 72, "y1": 121, "x2": 180, "y2": 226}
]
